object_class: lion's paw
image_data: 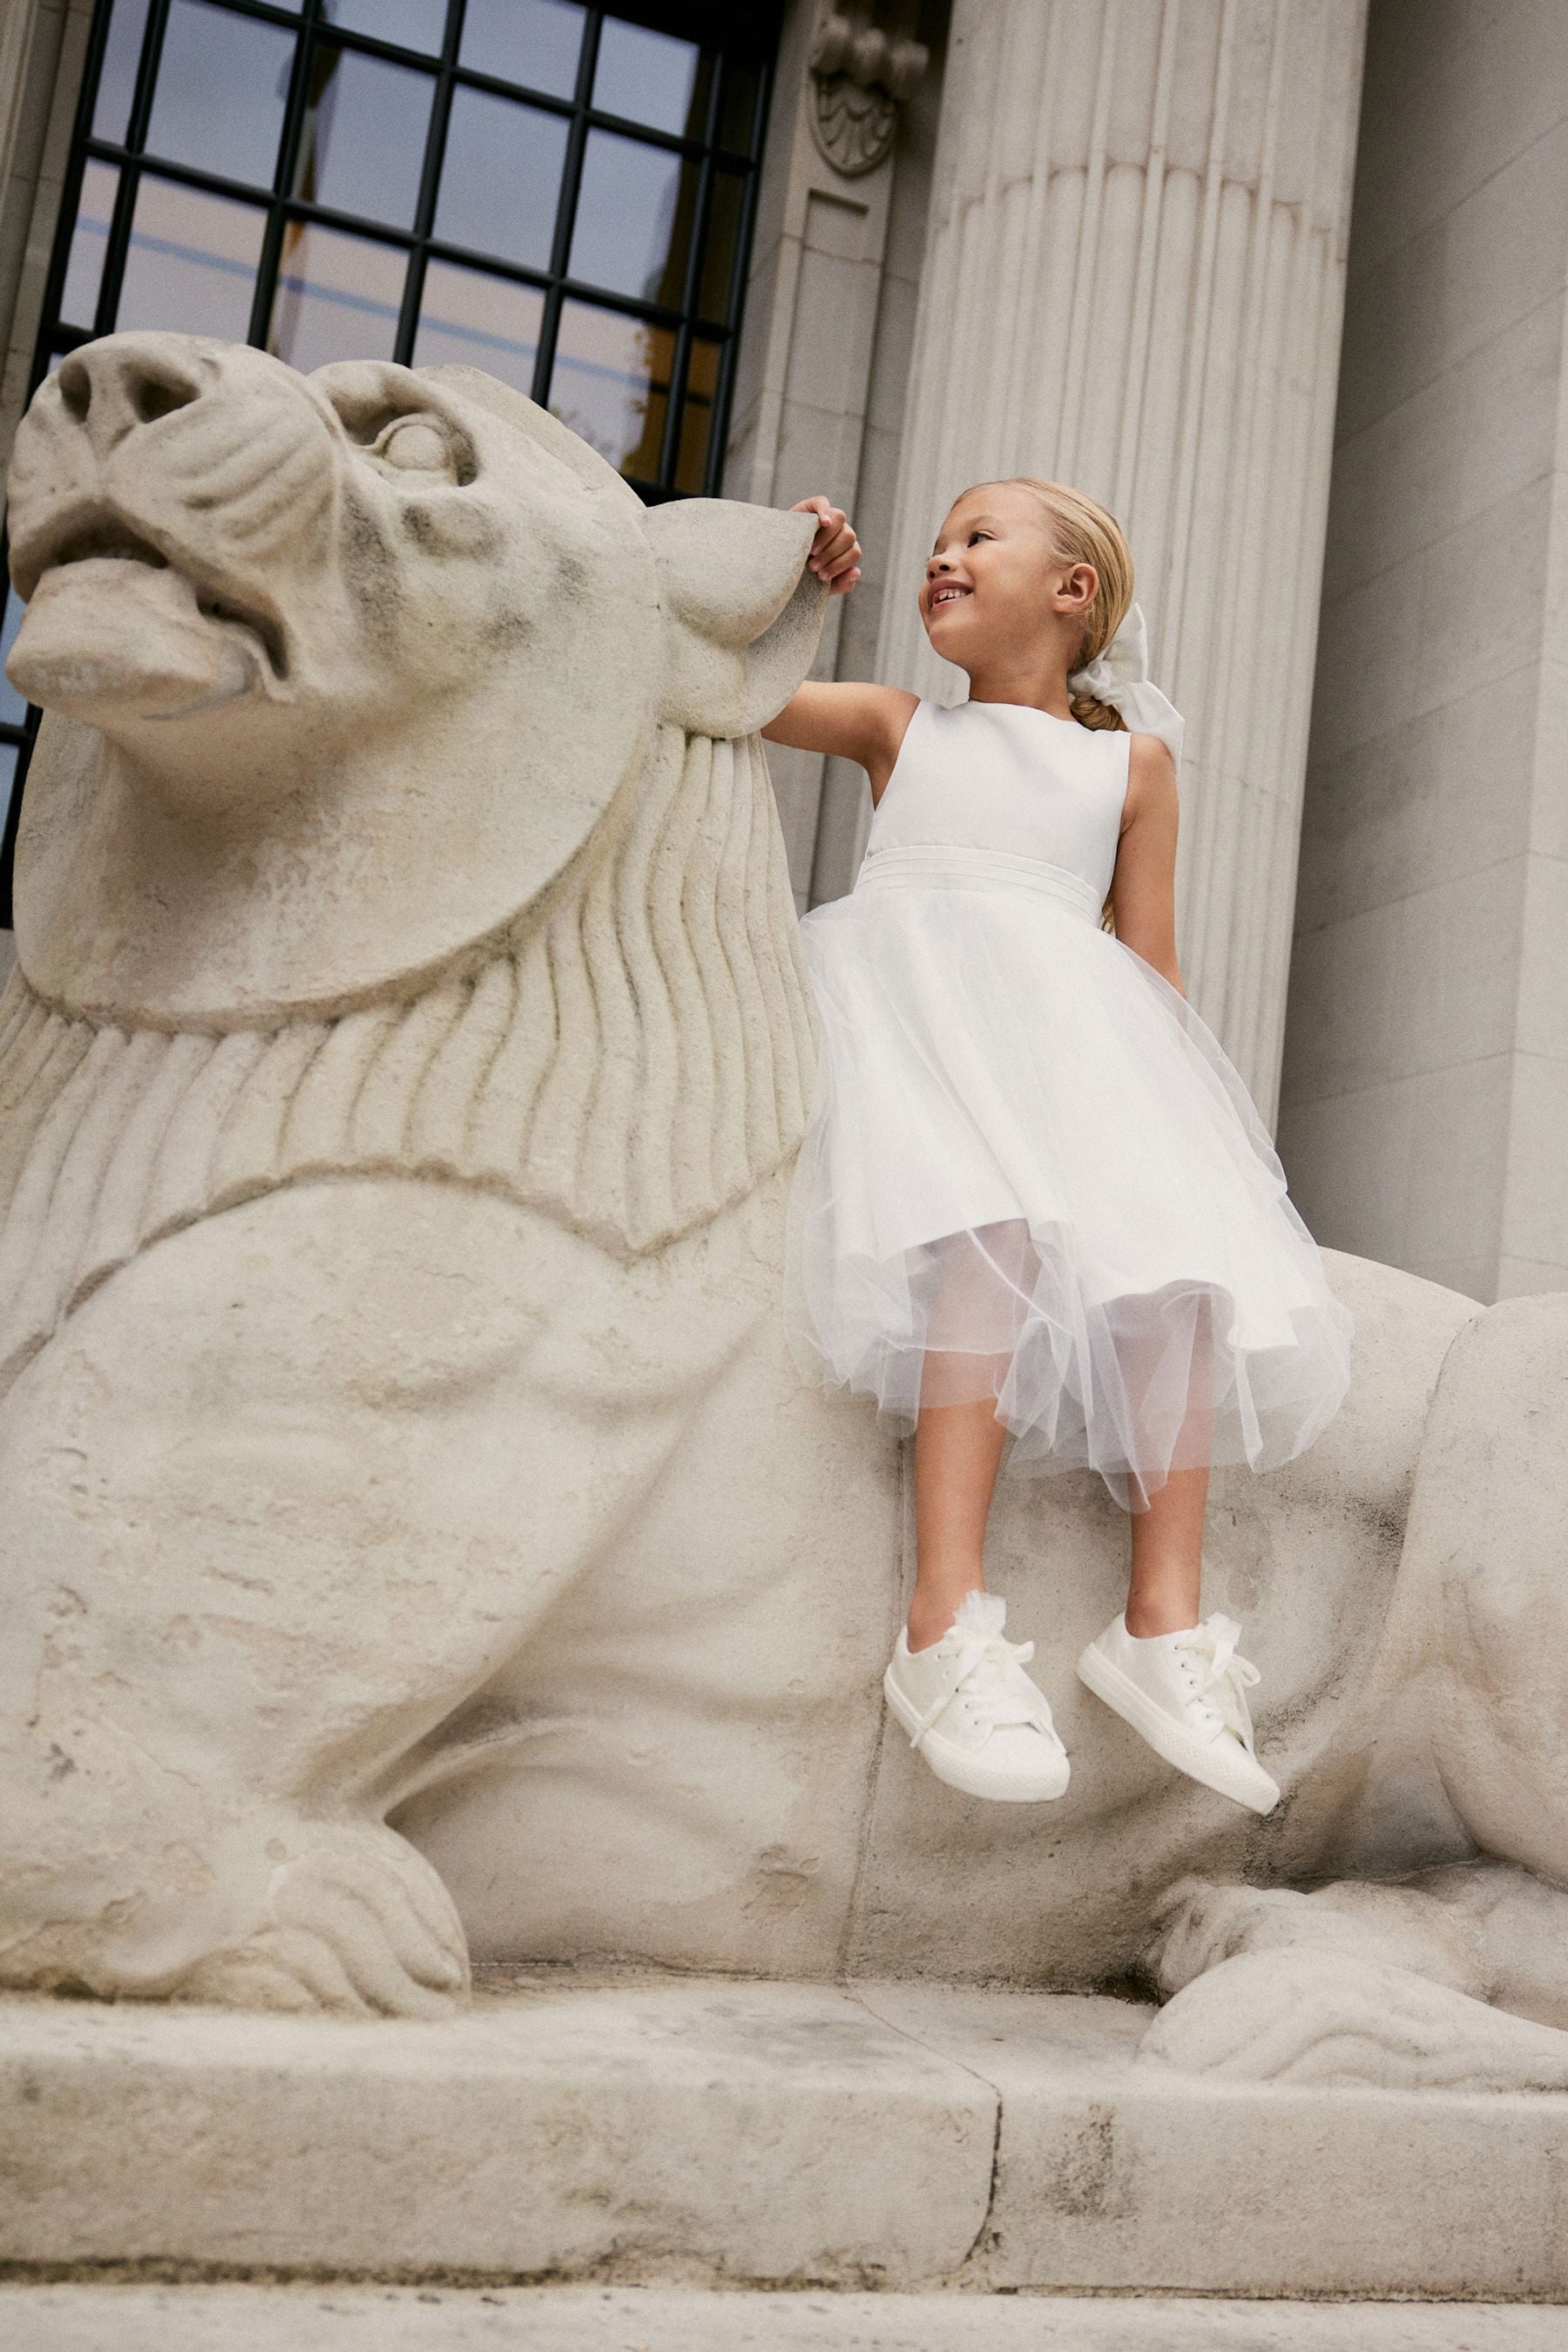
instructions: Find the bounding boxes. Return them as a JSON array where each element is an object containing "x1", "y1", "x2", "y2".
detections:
[
  {"x1": 179, "y1": 1821, "x2": 470, "y2": 2018},
  {"x1": 1139, "y1": 1946, "x2": 1568, "y2": 2091},
  {"x1": 1146, "y1": 1875, "x2": 1321, "y2": 1995}
]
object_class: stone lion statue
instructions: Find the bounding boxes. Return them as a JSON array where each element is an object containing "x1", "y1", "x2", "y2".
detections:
[{"x1": 3, "y1": 332, "x2": 1568, "y2": 2095}]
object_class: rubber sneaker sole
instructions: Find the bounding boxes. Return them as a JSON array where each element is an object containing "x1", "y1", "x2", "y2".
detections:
[
  {"x1": 882, "y1": 1666, "x2": 1071, "y2": 1802},
  {"x1": 1074, "y1": 1642, "x2": 1281, "y2": 1815}
]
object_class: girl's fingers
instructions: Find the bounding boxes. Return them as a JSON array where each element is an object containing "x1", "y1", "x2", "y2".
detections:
[
  {"x1": 791, "y1": 494, "x2": 840, "y2": 537},
  {"x1": 819, "y1": 535, "x2": 862, "y2": 581},
  {"x1": 790, "y1": 497, "x2": 860, "y2": 584},
  {"x1": 829, "y1": 564, "x2": 862, "y2": 598}
]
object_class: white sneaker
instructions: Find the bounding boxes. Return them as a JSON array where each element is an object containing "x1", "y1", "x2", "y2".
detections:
[
  {"x1": 883, "y1": 1592, "x2": 1071, "y2": 1802},
  {"x1": 1075, "y1": 1612, "x2": 1281, "y2": 1815}
]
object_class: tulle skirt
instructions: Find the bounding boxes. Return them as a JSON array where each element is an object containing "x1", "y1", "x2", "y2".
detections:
[{"x1": 783, "y1": 843, "x2": 1353, "y2": 1511}]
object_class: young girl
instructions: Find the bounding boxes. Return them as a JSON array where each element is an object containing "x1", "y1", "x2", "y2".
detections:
[{"x1": 764, "y1": 479, "x2": 1353, "y2": 1815}]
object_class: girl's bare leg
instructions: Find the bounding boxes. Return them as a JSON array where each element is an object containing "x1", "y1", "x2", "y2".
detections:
[
  {"x1": 908, "y1": 1227, "x2": 1023, "y2": 1651},
  {"x1": 1125, "y1": 1301, "x2": 1214, "y2": 1635},
  {"x1": 909, "y1": 1389, "x2": 1007, "y2": 1650},
  {"x1": 907, "y1": 1236, "x2": 1220, "y2": 1649},
  {"x1": 1126, "y1": 1462, "x2": 1208, "y2": 1634},
  {"x1": 913, "y1": 1392, "x2": 1212, "y2": 1646}
]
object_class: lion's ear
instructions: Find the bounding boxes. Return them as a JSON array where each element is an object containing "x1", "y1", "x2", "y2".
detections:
[{"x1": 642, "y1": 499, "x2": 827, "y2": 736}]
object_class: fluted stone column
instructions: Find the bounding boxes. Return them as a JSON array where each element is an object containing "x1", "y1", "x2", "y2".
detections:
[
  {"x1": 0, "y1": 0, "x2": 89, "y2": 455},
  {"x1": 864, "y1": 0, "x2": 1368, "y2": 1119}
]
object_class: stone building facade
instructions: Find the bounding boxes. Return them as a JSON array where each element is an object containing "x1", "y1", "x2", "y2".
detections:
[{"x1": 0, "y1": 0, "x2": 1561, "y2": 1303}]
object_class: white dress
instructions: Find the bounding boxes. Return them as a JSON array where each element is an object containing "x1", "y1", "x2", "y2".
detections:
[{"x1": 782, "y1": 698, "x2": 1353, "y2": 1512}]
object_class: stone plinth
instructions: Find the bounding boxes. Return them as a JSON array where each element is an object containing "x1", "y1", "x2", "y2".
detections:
[
  {"x1": 6, "y1": 2289, "x2": 1566, "y2": 2349},
  {"x1": 5, "y1": 1977, "x2": 1568, "y2": 2300}
]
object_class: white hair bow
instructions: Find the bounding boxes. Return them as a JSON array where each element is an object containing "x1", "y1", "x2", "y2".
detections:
[{"x1": 1067, "y1": 599, "x2": 1185, "y2": 771}]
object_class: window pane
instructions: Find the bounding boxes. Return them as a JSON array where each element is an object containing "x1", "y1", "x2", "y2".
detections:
[
  {"x1": 268, "y1": 223, "x2": 406, "y2": 373},
  {"x1": 59, "y1": 159, "x2": 118, "y2": 333},
  {"x1": 0, "y1": 594, "x2": 29, "y2": 727},
  {"x1": 460, "y1": 0, "x2": 583, "y2": 98},
  {"x1": 699, "y1": 167, "x2": 744, "y2": 321},
  {"x1": 434, "y1": 87, "x2": 567, "y2": 273},
  {"x1": 592, "y1": 19, "x2": 710, "y2": 140},
  {"x1": 33, "y1": 0, "x2": 761, "y2": 527},
  {"x1": 145, "y1": 0, "x2": 293, "y2": 189},
  {"x1": 91, "y1": 0, "x2": 152, "y2": 145},
  {"x1": 413, "y1": 260, "x2": 544, "y2": 395},
  {"x1": 717, "y1": 57, "x2": 763, "y2": 157},
  {"x1": 675, "y1": 334, "x2": 720, "y2": 494},
  {"x1": 0, "y1": 743, "x2": 18, "y2": 866},
  {"x1": 550, "y1": 300, "x2": 671, "y2": 481},
  {"x1": 292, "y1": 41, "x2": 434, "y2": 230},
  {"x1": 115, "y1": 175, "x2": 267, "y2": 341},
  {"x1": 570, "y1": 130, "x2": 697, "y2": 306},
  {"x1": 322, "y1": 0, "x2": 445, "y2": 52}
]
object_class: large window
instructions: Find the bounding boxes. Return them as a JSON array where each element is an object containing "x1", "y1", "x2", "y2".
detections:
[{"x1": 0, "y1": 0, "x2": 778, "y2": 921}]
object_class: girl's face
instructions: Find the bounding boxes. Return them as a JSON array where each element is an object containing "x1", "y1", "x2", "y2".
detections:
[{"x1": 919, "y1": 484, "x2": 1098, "y2": 670}]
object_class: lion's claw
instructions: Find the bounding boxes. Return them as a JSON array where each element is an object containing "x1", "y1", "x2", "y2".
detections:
[{"x1": 179, "y1": 1821, "x2": 470, "y2": 2017}]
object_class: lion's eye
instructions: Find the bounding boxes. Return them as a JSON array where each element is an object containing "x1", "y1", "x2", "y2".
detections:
[{"x1": 377, "y1": 419, "x2": 451, "y2": 473}]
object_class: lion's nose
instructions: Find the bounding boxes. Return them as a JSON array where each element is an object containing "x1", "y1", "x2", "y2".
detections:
[{"x1": 54, "y1": 334, "x2": 203, "y2": 454}]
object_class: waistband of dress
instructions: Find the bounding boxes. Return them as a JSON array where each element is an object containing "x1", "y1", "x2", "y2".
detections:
[{"x1": 852, "y1": 843, "x2": 1105, "y2": 923}]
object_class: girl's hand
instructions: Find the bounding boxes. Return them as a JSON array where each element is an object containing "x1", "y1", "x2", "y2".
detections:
[{"x1": 791, "y1": 496, "x2": 862, "y2": 594}]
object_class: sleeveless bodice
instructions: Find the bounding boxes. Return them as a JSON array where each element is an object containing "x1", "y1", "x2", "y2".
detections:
[{"x1": 862, "y1": 699, "x2": 1131, "y2": 904}]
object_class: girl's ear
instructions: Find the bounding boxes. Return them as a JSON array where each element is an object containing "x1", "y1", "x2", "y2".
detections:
[{"x1": 641, "y1": 499, "x2": 827, "y2": 736}]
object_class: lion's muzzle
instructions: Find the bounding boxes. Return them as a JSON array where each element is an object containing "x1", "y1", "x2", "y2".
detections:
[{"x1": 6, "y1": 333, "x2": 329, "y2": 720}]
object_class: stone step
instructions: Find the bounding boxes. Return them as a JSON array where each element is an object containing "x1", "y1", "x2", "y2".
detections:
[
  {"x1": 3, "y1": 2286, "x2": 1565, "y2": 2350},
  {"x1": 3, "y1": 1978, "x2": 1566, "y2": 2299}
]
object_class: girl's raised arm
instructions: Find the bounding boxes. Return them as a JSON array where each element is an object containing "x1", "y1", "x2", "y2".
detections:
[
  {"x1": 761, "y1": 496, "x2": 917, "y2": 798},
  {"x1": 761, "y1": 679, "x2": 917, "y2": 795}
]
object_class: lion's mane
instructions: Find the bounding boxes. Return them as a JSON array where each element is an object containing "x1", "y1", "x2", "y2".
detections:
[{"x1": 0, "y1": 721, "x2": 815, "y2": 1397}]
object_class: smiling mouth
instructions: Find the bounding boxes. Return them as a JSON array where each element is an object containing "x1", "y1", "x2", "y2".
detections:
[
  {"x1": 928, "y1": 585, "x2": 970, "y2": 609},
  {"x1": 14, "y1": 508, "x2": 288, "y2": 678}
]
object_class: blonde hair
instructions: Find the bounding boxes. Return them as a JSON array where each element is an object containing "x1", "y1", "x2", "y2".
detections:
[{"x1": 958, "y1": 476, "x2": 1134, "y2": 929}]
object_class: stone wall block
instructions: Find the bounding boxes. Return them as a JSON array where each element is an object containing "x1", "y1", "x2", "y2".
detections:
[
  {"x1": 1281, "y1": 0, "x2": 1568, "y2": 1296},
  {"x1": 0, "y1": 0, "x2": 91, "y2": 463}
]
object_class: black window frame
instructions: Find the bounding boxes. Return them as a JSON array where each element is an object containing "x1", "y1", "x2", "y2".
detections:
[{"x1": 0, "y1": 0, "x2": 781, "y2": 923}]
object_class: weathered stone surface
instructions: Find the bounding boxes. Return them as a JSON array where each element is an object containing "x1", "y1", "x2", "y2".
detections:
[
  {"x1": 5, "y1": 2285, "x2": 1565, "y2": 2352},
  {"x1": 862, "y1": 1982, "x2": 1568, "y2": 2298},
  {"x1": 0, "y1": 1980, "x2": 994, "y2": 2286},
  {"x1": 6, "y1": 1977, "x2": 1568, "y2": 2301}
]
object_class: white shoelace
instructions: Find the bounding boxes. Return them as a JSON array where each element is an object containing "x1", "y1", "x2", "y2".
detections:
[
  {"x1": 1172, "y1": 1614, "x2": 1261, "y2": 1751},
  {"x1": 905, "y1": 1625, "x2": 1054, "y2": 1750}
]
